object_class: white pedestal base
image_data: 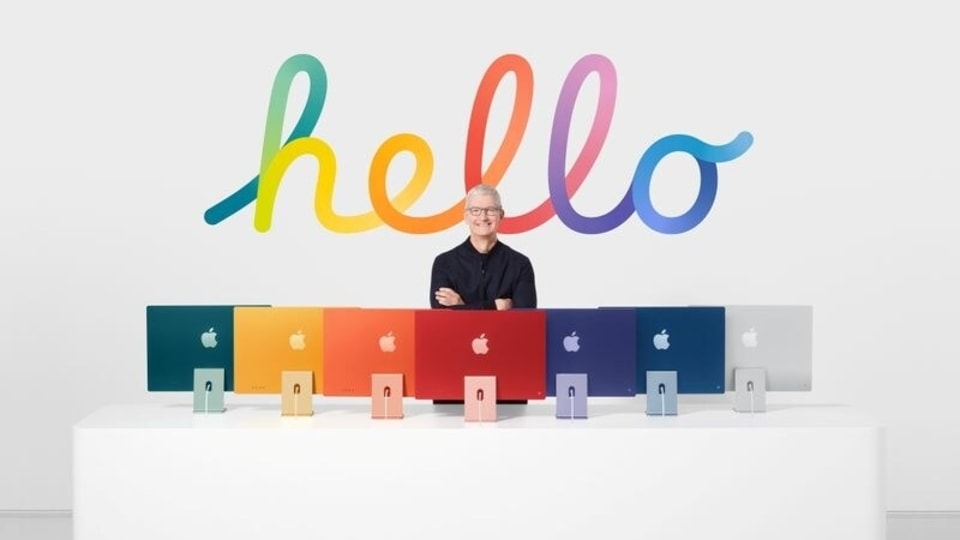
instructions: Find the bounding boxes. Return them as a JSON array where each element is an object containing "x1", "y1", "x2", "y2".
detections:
[{"x1": 74, "y1": 402, "x2": 885, "y2": 540}]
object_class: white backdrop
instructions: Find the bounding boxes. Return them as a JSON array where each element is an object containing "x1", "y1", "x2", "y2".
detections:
[{"x1": 1, "y1": 0, "x2": 957, "y2": 511}]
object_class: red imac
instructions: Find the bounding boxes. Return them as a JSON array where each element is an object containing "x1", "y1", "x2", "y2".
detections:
[{"x1": 414, "y1": 309, "x2": 546, "y2": 402}]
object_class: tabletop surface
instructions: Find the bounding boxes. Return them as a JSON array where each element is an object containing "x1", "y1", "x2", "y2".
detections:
[{"x1": 75, "y1": 399, "x2": 884, "y2": 431}]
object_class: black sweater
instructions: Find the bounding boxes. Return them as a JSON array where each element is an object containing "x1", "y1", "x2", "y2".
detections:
[{"x1": 429, "y1": 238, "x2": 537, "y2": 310}]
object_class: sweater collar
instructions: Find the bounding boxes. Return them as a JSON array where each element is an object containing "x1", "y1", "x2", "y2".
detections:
[{"x1": 461, "y1": 236, "x2": 502, "y2": 256}]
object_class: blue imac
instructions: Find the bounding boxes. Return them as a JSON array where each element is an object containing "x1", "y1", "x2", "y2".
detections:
[{"x1": 633, "y1": 306, "x2": 726, "y2": 394}]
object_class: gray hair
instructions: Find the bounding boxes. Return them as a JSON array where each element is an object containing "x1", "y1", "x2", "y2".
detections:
[{"x1": 464, "y1": 184, "x2": 502, "y2": 209}]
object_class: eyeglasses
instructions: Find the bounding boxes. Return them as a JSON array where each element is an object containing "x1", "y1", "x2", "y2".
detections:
[{"x1": 466, "y1": 207, "x2": 502, "y2": 217}]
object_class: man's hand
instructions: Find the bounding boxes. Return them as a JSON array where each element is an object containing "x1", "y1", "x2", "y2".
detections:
[
  {"x1": 494, "y1": 298, "x2": 513, "y2": 311},
  {"x1": 435, "y1": 287, "x2": 464, "y2": 307}
]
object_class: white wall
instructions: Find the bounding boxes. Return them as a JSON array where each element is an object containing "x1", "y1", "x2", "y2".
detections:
[{"x1": 1, "y1": 0, "x2": 957, "y2": 511}]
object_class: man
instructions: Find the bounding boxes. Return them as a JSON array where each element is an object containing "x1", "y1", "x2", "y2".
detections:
[
  {"x1": 428, "y1": 184, "x2": 537, "y2": 406},
  {"x1": 430, "y1": 184, "x2": 537, "y2": 310}
]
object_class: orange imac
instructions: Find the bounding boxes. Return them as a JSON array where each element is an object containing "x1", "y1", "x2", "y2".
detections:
[
  {"x1": 322, "y1": 308, "x2": 417, "y2": 396},
  {"x1": 233, "y1": 306, "x2": 325, "y2": 394}
]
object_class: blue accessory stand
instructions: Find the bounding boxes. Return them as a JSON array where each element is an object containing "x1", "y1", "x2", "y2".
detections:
[{"x1": 646, "y1": 371, "x2": 677, "y2": 416}]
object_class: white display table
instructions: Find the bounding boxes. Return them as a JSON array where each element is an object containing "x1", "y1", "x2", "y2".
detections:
[{"x1": 74, "y1": 401, "x2": 885, "y2": 540}]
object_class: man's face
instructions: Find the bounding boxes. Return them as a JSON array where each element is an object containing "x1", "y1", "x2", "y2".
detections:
[{"x1": 464, "y1": 194, "x2": 503, "y2": 238}]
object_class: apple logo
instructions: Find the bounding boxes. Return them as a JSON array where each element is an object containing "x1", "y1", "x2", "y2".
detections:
[
  {"x1": 289, "y1": 330, "x2": 307, "y2": 351},
  {"x1": 741, "y1": 327, "x2": 758, "y2": 348},
  {"x1": 200, "y1": 327, "x2": 218, "y2": 348},
  {"x1": 563, "y1": 331, "x2": 580, "y2": 352},
  {"x1": 379, "y1": 331, "x2": 397, "y2": 353},
  {"x1": 471, "y1": 333, "x2": 489, "y2": 355},
  {"x1": 652, "y1": 329, "x2": 670, "y2": 350}
]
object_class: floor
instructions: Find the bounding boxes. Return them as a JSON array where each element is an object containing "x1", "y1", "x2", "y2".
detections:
[{"x1": 1, "y1": 513, "x2": 959, "y2": 539}]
